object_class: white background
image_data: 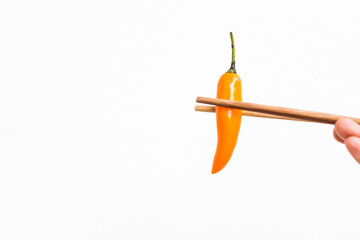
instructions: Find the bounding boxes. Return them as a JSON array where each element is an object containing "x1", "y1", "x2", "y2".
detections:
[{"x1": 1, "y1": 0, "x2": 360, "y2": 239}]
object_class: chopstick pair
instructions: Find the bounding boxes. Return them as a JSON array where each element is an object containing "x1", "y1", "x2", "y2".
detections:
[{"x1": 196, "y1": 96, "x2": 360, "y2": 125}]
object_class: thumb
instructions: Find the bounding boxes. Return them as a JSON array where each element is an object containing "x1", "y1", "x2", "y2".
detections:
[{"x1": 334, "y1": 118, "x2": 360, "y2": 141}]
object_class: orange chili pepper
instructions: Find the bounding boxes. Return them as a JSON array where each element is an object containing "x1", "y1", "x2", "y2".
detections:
[{"x1": 212, "y1": 32, "x2": 243, "y2": 174}]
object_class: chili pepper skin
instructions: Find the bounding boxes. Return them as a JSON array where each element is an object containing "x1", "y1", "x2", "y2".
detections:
[{"x1": 212, "y1": 33, "x2": 243, "y2": 174}]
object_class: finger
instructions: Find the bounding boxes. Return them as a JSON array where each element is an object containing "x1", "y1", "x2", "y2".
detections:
[
  {"x1": 345, "y1": 136, "x2": 360, "y2": 164},
  {"x1": 334, "y1": 118, "x2": 360, "y2": 140},
  {"x1": 333, "y1": 129, "x2": 345, "y2": 143}
]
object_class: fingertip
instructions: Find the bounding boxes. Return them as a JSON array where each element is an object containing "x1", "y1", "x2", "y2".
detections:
[
  {"x1": 333, "y1": 129, "x2": 345, "y2": 143},
  {"x1": 345, "y1": 136, "x2": 360, "y2": 164},
  {"x1": 335, "y1": 118, "x2": 360, "y2": 140},
  {"x1": 335, "y1": 118, "x2": 352, "y2": 129}
]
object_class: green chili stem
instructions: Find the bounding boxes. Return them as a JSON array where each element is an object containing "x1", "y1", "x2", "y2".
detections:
[{"x1": 227, "y1": 32, "x2": 236, "y2": 74}]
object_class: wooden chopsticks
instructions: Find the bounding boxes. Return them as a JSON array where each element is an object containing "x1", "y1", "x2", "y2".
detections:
[
  {"x1": 196, "y1": 96, "x2": 360, "y2": 125},
  {"x1": 195, "y1": 105, "x2": 311, "y2": 122}
]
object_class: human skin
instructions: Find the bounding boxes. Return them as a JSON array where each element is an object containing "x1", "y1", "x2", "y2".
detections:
[{"x1": 333, "y1": 118, "x2": 360, "y2": 163}]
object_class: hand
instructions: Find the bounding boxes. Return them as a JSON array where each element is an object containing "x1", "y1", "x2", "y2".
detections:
[{"x1": 334, "y1": 118, "x2": 360, "y2": 163}]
